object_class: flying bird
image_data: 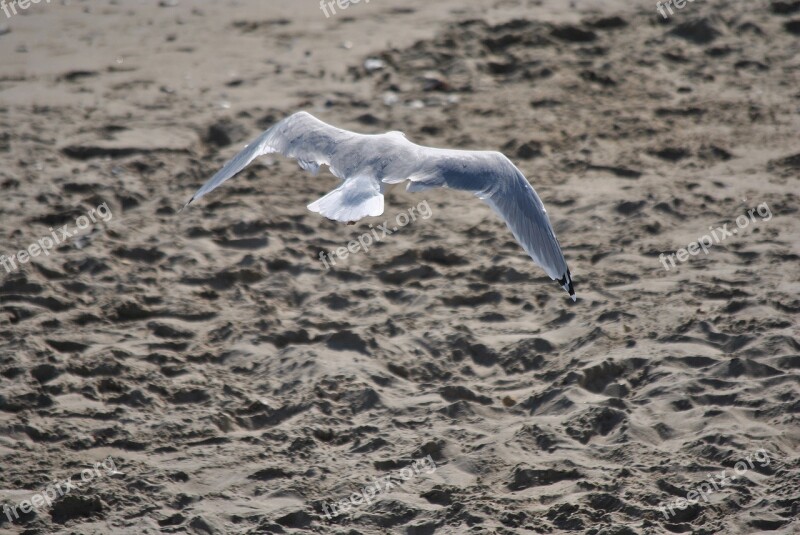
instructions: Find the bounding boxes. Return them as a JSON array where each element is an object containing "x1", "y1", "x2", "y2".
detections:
[{"x1": 185, "y1": 112, "x2": 575, "y2": 301}]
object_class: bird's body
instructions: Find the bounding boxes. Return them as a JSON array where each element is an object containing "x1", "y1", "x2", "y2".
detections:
[{"x1": 186, "y1": 111, "x2": 576, "y2": 301}]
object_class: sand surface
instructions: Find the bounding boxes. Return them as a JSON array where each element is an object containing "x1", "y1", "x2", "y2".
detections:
[{"x1": 0, "y1": 0, "x2": 798, "y2": 533}]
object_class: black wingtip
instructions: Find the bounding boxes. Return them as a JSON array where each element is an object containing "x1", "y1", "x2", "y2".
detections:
[
  {"x1": 558, "y1": 270, "x2": 576, "y2": 302},
  {"x1": 178, "y1": 196, "x2": 195, "y2": 214}
]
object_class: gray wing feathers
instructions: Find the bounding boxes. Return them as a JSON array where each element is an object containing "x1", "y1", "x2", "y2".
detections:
[
  {"x1": 483, "y1": 169, "x2": 570, "y2": 282},
  {"x1": 184, "y1": 129, "x2": 273, "y2": 207},
  {"x1": 425, "y1": 153, "x2": 574, "y2": 300},
  {"x1": 185, "y1": 112, "x2": 352, "y2": 207},
  {"x1": 185, "y1": 112, "x2": 389, "y2": 222}
]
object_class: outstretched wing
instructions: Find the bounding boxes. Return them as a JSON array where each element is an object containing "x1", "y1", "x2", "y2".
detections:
[
  {"x1": 385, "y1": 150, "x2": 575, "y2": 300},
  {"x1": 187, "y1": 112, "x2": 346, "y2": 204},
  {"x1": 482, "y1": 162, "x2": 575, "y2": 301},
  {"x1": 185, "y1": 111, "x2": 389, "y2": 221}
]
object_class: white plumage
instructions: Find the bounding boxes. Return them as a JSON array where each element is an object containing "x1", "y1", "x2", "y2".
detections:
[{"x1": 185, "y1": 111, "x2": 575, "y2": 301}]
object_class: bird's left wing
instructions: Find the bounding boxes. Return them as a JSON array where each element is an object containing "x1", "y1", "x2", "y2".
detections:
[
  {"x1": 185, "y1": 111, "x2": 358, "y2": 208},
  {"x1": 184, "y1": 111, "x2": 424, "y2": 222}
]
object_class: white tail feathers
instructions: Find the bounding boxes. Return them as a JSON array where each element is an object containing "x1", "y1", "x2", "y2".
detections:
[{"x1": 307, "y1": 175, "x2": 384, "y2": 222}]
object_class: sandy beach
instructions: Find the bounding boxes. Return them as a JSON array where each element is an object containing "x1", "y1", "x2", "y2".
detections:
[{"x1": 0, "y1": 0, "x2": 798, "y2": 533}]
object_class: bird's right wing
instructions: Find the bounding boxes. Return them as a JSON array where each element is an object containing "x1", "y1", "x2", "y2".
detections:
[
  {"x1": 386, "y1": 150, "x2": 575, "y2": 300},
  {"x1": 481, "y1": 163, "x2": 575, "y2": 300}
]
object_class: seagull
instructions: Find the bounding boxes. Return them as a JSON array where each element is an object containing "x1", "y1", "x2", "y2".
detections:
[{"x1": 184, "y1": 111, "x2": 575, "y2": 301}]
